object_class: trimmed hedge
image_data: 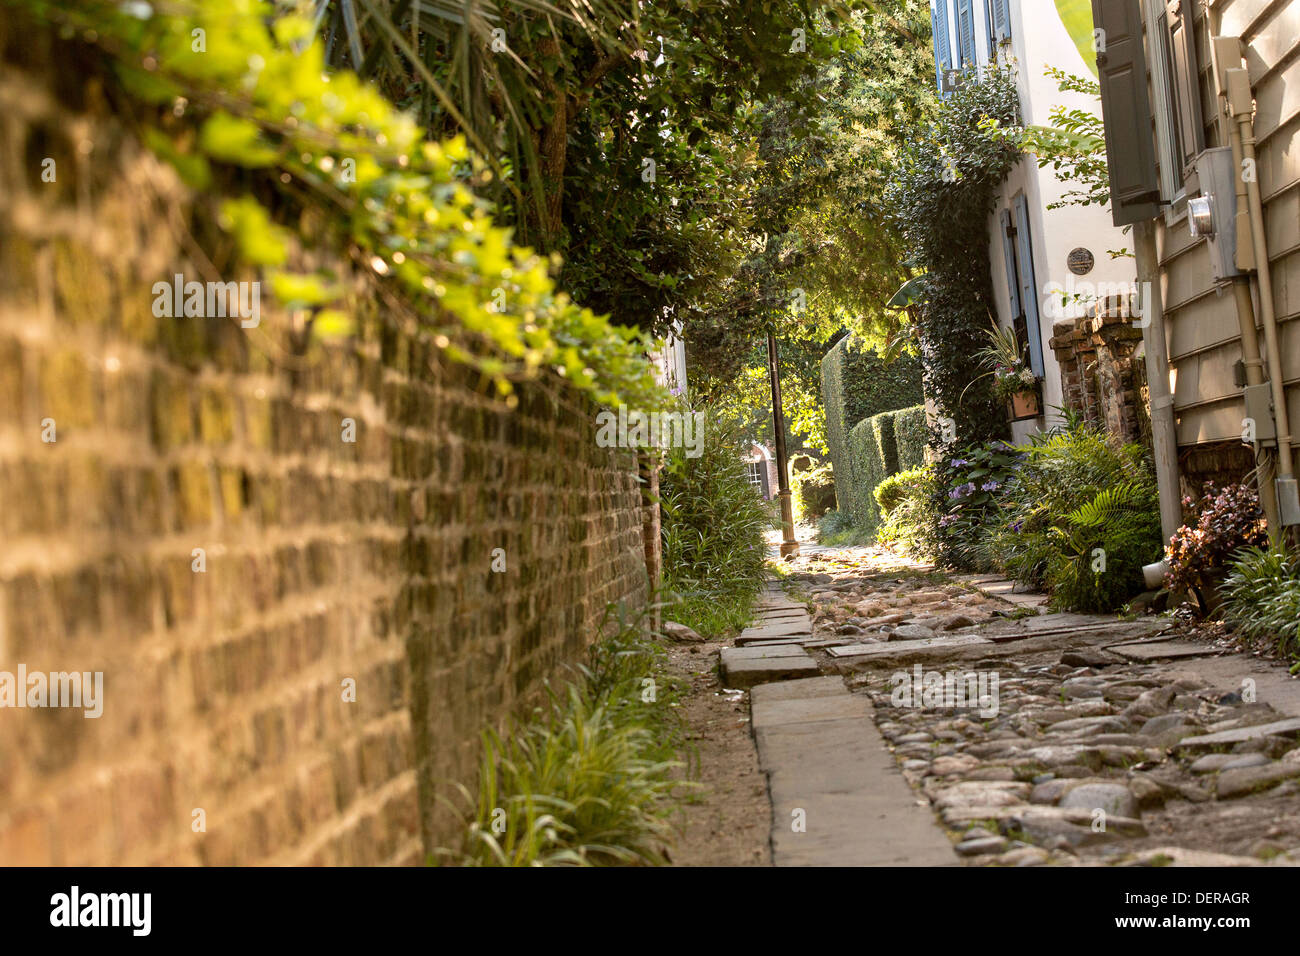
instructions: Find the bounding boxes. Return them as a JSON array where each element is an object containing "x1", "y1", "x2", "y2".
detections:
[
  {"x1": 820, "y1": 336, "x2": 923, "y2": 533},
  {"x1": 894, "y1": 405, "x2": 929, "y2": 471},
  {"x1": 835, "y1": 403, "x2": 929, "y2": 535}
]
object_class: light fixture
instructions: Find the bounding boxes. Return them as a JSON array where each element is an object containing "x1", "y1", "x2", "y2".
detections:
[{"x1": 1188, "y1": 194, "x2": 1215, "y2": 238}]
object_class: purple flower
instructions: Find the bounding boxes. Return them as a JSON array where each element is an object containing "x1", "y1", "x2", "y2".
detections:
[{"x1": 981, "y1": 481, "x2": 1000, "y2": 492}]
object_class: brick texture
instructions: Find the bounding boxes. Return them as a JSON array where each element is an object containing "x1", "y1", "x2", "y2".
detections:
[
  {"x1": 0, "y1": 25, "x2": 649, "y2": 864},
  {"x1": 1048, "y1": 294, "x2": 1151, "y2": 449}
]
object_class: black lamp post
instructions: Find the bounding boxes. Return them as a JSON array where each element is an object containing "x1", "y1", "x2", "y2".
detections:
[{"x1": 767, "y1": 329, "x2": 800, "y2": 558}]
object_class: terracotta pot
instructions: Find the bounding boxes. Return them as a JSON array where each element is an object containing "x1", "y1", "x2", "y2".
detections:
[{"x1": 1006, "y1": 385, "x2": 1041, "y2": 421}]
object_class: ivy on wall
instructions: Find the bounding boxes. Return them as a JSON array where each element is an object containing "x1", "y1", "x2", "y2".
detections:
[
  {"x1": 886, "y1": 67, "x2": 1020, "y2": 453},
  {"x1": 27, "y1": 0, "x2": 666, "y2": 411}
]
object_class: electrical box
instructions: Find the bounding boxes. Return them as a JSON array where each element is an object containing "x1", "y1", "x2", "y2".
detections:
[
  {"x1": 1243, "y1": 383, "x2": 1277, "y2": 448},
  {"x1": 1191, "y1": 147, "x2": 1244, "y2": 281},
  {"x1": 1278, "y1": 478, "x2": 1300, "y2": 527}
]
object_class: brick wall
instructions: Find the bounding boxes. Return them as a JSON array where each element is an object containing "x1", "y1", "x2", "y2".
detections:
[
  {"x1": 0, "y1": 25, "x2": 649, "y2": 865},
  {"x1": 1048, "y1": 294, "x2": 1151, "y2": 449}
]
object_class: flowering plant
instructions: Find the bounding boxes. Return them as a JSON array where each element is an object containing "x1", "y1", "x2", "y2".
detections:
[
  {"x1": 963, "y1": 324, "x2": 1039, "y2": 402},
  {"x1": 934, "y1": 441, "x2": 1020, "y2": 570},
  {"x1": 1165, "y1": 482, "x2": 1268, "y2": 600}
]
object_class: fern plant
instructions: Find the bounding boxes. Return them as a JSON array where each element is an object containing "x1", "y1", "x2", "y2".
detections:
[{"x1": 991, "y1": 419, "x2": 1162, "y2": 611}]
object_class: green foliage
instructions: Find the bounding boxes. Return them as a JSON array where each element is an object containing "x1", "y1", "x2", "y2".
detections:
[
  {"x1": 990, "y1": 421, "x2": 1162, "y2": 611},
  {"x1": 1047, "y1": 481, "x2": 1164, "y2": 612},
  {"x1": 847, "y1": 415, "x2": 889, "y2": 534},
  {"x1": 875, "y1": 468, "x2": 915, "y2": 515},
  {"x1": 315, "y1": 0, "x2": 867, "y2": 357},
  {"x1": 36, "y1": 0, "x2": 666, "y2": 410},
  {"x1": 440, "y1": 608, "x2": 688, "y2": 866},
  {"x1": 893, "y1": 404, "x2": 929, "y2": 471},
  {"x1": 690, "y1": 1, "x2": 940, "y2": 375},
  {"x1": 886, "y1": 67, "x2": 1021, "y2": 452},
  {"x1": 829, "y1": 336, "x2": 924, "y2": 429},
  {"x1": 934, "y1": 441, "x2": 1022, "y2": 571},
  {"x1": 792, "y1": 459, "x2": 837, "y2": 523},
  {"x1": 820, "y1": 336, "x2": 923, "y2": 530},
  {"x1": 1222, "y1": 543, "x2": 1300, "y2": 657},
  {"x1": 660, "y1": 408, "x2": 770, "y2": 626},
  {"x1": 877, "y1": 464, "x2": 943, "y2": 559},
  {"x1": 982, "y1": 67, "x2": 1109, "y2": 212},
  {"x1": 705, "y1": 331, "x2": 835, "y2": 458}
]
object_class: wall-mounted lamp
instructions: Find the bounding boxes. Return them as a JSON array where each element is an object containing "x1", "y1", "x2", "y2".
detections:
[{"x1": 1188, "y1": 194, "x2": 1215, "y2": 238}]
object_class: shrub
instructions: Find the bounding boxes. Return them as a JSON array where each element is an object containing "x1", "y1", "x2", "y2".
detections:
[
  {"x1": 1165, "y1": 483, "x2": 1268, "y2": 603},
  {"x1": 821, "y1": 337, "x2": 923, "y2": 527},
  {"x1": 1045, "y1": 481, "x2": 1164, "y2": 612},
  {"x1": 877, "y1": 464, "x2": 943, "y2": 560},
  {"x1": 846, "y1": 416, "x2": 888, "y2": 533},
  {"x1": 934, "y1": 441, "x2": 1021, "y2": 572},
  {"x1": 1222, "y1": 542, "x2": 1300, "y2": 657},
  {"x1": 659, "y1": 406, "x2": 769, "y2": 632},
  {"x1": 990, "y1": 420, "x2": 1162, "y2": 612},
  {"x1": 817, "y1": 509, "x2": 856, "y2": 542},
  {"x1": 791, "y1": 458, "x2": 836, "y2": 522},
  {"x1": 875, "y1": 467, "x2": 917, "y2": 515}
]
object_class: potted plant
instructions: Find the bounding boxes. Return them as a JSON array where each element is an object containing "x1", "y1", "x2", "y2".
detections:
[{"x1": 963, "y1": 324, "x2": 1041, "y2": 421}]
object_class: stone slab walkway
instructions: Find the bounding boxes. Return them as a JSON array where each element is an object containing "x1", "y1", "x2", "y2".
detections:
[{"x1": 752, "y1": 677, "x2": 957, "y2": 866}]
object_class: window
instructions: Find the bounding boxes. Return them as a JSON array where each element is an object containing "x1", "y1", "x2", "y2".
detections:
[
  {"x1": 932, "y1": 0, "x2": 998, "y2": 94},
  {"x1": 1152, "y1": 0, "x2": 1207, "y2": 200}
]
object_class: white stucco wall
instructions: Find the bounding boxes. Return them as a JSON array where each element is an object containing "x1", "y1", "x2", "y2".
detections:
[{"x1": 985, "y1": 0, "x2": 1138, "y2": 443}]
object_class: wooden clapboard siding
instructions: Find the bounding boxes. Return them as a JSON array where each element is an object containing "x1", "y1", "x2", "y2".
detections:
[{"x1": 1149, "y1": 0, "x2": 1300, "y2": 460}]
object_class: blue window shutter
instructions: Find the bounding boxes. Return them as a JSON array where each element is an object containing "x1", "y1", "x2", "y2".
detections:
[
  {"x1": 998, "y1": 208, "x2": 1021, "y2": 326},
  {"x1": 992, "y1": 0, "x2": 1011, "y2": 42},
  {"x1": 932, "y1": 0, "x2": 953, "y2": 94},
  {"x1": 1012, "y1": 195, "x2": 1045, "y2": 377},
  {"x1": 958, "y1": 0, "x2": 976, "y2": 66},
  {"x1": 932, "y1": 3, "x2": 944, "y2": 93}
]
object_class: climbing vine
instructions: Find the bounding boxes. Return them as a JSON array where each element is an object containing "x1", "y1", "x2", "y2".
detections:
[
  {"x1": 25, "y1": 0, "x2": 667, "y2": 410},
  {"x1": 886, "y1": 66, "x2": 1021, "y2": 451}
]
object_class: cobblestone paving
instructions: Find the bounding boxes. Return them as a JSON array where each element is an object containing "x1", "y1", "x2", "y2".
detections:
[{"x1": 780, "y1": 546, "x2": 1300, "y2": 867}]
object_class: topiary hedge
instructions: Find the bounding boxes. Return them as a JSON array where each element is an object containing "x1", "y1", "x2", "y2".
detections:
[
  {"x1": 840, "y1": 404, "x2": 928, "y2": 534},
  {"x1": 895, "y1": 404, "x2": 929, "y2": 470},
  {"x1": 821, "y1": 336, "x2": 923, "y2": 529}
]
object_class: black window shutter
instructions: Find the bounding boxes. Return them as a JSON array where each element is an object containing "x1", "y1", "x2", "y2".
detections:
[{"x1": 1091, "y1": 0, "x2": 1161, "y2": 225}]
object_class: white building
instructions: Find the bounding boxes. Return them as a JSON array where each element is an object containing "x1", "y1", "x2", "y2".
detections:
[{"x1": 931, "y1": 0, "x2": 1137, "y2": 442}]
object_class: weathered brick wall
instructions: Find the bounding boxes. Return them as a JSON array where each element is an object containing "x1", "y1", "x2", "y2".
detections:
[
  {"x1": 0, "y1": 26, "x2": 648, "y2": 865},
  {"x1": 1048, "y1": 294, "x2": 1150, "y2": 448}
]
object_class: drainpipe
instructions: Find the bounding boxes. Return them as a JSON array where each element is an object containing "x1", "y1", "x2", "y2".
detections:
[
  {"x1": 1227, "y1": 67, "x2": 1300, "y2": 527},
  {"x1": 1209, "y1": 29, "x2": 1282, "y2": 532},
  {"x1": 1134, "y1": 219, "x2": 1184, "y2": 547}
]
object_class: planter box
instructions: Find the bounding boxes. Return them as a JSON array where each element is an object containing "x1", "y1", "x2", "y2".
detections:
[{"x1": 1006, "y1": 385, "x2": 1042, "y2": 422}]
